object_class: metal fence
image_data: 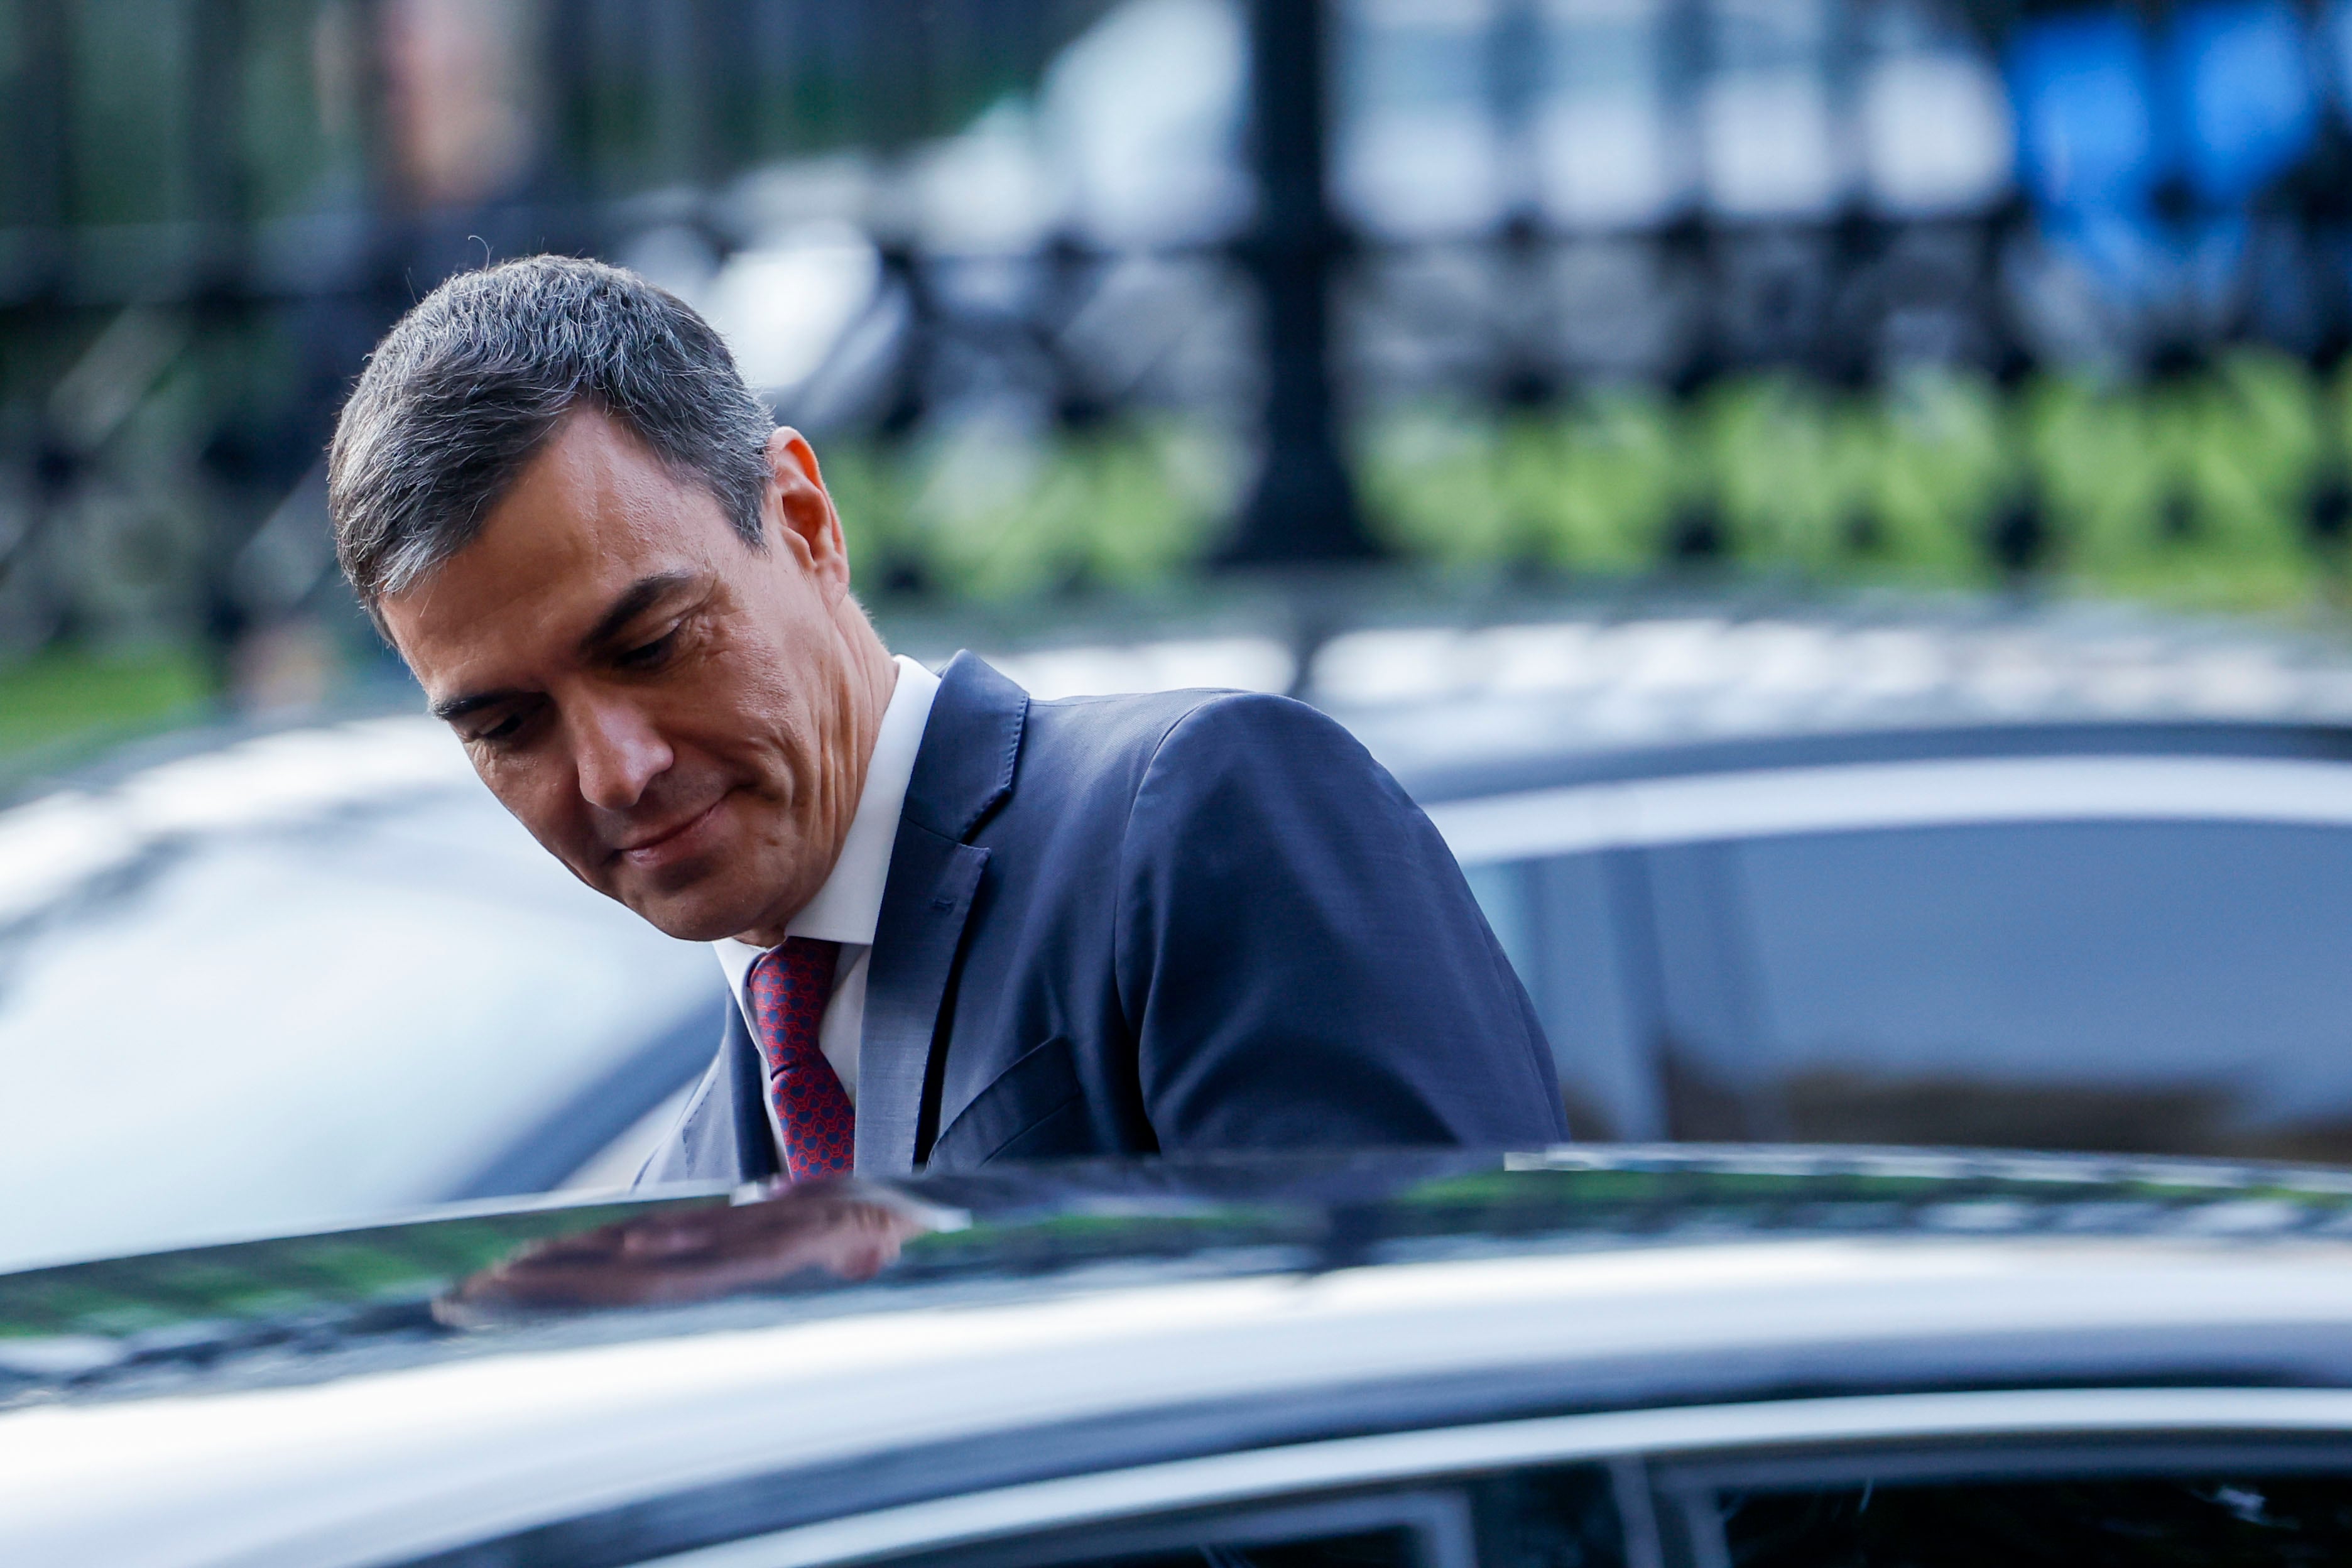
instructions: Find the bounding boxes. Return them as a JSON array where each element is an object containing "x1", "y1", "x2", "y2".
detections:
[{"x1": 8, "y1": 0, "x2": 2352, "y2": 692}]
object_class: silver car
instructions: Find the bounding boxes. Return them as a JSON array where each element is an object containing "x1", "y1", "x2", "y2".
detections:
[{"x1": 7, "y1": 1145, "x2": 2352, "y2": 1564}]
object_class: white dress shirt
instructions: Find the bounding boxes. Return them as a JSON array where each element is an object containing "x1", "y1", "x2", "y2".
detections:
[{"x1": 713, "y1": 655, "x2": 941, "y2": 1156}]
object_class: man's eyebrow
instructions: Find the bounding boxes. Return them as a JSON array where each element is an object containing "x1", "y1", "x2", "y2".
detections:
[
  {"x1": 431, "y1": 688, "x2": 526, "y2": 724},
  {"x1": 428, "y1": 572, "x2": 703, "y2": 722},
  {"x1": 580, "y1": 570, "x2": 700, "y2": 655}
]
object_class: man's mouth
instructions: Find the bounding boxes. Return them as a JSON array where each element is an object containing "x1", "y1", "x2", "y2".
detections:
[{"x1": 614, "y1": 794, "x2": 728, "y2": 868}]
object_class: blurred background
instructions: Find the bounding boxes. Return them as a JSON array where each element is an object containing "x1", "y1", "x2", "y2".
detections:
[
  {"x1": 19, "y1": 0, "x2": 2352, "y2": 1268},
  {"x1": 13, "y1": 0, "x2": 2352, "y2": 741}
]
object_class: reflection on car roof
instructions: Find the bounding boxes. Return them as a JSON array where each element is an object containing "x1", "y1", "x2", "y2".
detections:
[{"x1": 10, "y1": 1144, "x2": 2352, "y2": 1413}]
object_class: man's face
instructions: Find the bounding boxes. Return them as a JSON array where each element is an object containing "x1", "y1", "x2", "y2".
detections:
[{"x1": 381, "y1": 408, "x2": 872, "y2": 944}]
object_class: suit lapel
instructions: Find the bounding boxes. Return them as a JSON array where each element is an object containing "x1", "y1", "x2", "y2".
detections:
[
  {"x1": 855, "y1": 653, "x2": 1028, "y2": 1175},
  {"x1": 710, "y1": 1006, "x2": 779, "y2": 1181},
  {"x1": 857, "y1": 826, "x2": 989, "y2": 1173},
  {"x1": 641, "y1": 1004, "x2": 778, "y2": 1186}
]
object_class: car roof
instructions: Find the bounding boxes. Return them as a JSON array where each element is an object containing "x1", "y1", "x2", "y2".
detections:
[
  {"x1": 16, "y1": 1143, "x2": 2352, "y2": 1396},
  {"x1": 954, "y1": 597, "x2": 2352, "y2": 792},
  {"x1": 14, "y1": 1146, "x2": 2352, "y2": 1563}
]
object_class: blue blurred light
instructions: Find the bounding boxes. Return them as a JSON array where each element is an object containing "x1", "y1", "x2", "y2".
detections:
[
  {"x1": 2169, "y1": 0, "x2": 2317, "y2": 205},
  {"x1": 2043, "y1": 205, "x2": 2174, "y2": 303},
  {"x1": 2329, "y1": 0, "x2": 2352, "y2": 110},
  {"x1": 2008, "y1": 11, "x2": 2162, "y2": 213}
]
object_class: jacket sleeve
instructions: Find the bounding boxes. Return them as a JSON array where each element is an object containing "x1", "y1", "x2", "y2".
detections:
[{"x1": 1114, "y1": 693, "x2": 1569, "y2": 1151}]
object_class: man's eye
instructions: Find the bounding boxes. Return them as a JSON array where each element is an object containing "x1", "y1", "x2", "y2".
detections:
[
  {"x1": 469, "y1": 712, "x2": 526, "y2": 746},
  {"x1": 618, "y1": 630, "x2": 678, "y2": 670}
]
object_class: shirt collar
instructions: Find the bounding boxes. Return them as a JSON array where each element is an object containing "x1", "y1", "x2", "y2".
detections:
[{"x1": 714, "y1": 654, "x2": 942, "y2": 992}]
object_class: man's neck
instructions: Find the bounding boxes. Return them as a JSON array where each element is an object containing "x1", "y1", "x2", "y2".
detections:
[
  {"x1": 837, "y1": 607, "x2": 900, "y2": 795},
  {"x1": 732, "y1": 615, "x2": 898, "y2": 949}
]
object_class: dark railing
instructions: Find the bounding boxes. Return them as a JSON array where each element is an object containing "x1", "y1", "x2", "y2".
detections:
[{"x1": 7, "y1": 0, "x2": 2352, "y2": 688}]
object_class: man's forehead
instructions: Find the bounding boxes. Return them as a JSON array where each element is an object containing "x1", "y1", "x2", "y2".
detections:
[
  {"x1": 482, "y1": 412, "x2": 722, "y2": 569},
  {"x1": 388, "y1": 420, "x2": 722, "y2": 643}
]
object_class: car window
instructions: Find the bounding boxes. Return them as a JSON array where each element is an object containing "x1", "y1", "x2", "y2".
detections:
[
  {"x1": 614, "y1": 1469, "x2": 1626, "y2": 1568},
  {"x1": 1033, "y1": 1527, "x2": 1415, "y2": 1568},
  {"x1": 1716, "y1": 1472, "x2": 2352, "y2": 1565},
  {"x1": 1463, "y1": 854, "x2": 1663, "y2": 1140},
  {"x1": 856, "y1": 1492, "x2": 1481, "y2": 1568},
  {"x1": 1664, "y1": 819, "x2": 2352, "y2": 1155}
]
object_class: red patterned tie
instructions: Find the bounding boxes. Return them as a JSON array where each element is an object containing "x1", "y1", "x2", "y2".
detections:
[{"x1": 744, "y1": 937, "x2": 854, "y2": 1180}]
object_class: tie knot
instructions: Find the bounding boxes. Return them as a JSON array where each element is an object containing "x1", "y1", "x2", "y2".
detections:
[{"x1": 746, "y1": 935, "x2": 841, "y2": 1037}]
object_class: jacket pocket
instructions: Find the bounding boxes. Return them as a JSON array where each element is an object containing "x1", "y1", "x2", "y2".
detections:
[{"x1": 926, "y1": 1035, "x2": 1091, "y2": 1169}]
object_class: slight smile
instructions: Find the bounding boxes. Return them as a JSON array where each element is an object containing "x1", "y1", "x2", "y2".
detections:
[{"x1": 616, "y1": 794, "x2": 729, "y2": 869}]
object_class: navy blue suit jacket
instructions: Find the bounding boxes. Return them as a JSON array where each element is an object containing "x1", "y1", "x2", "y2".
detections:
[{"x1": 639, "y1": 653, "x2": 1566, "y2": 1184}]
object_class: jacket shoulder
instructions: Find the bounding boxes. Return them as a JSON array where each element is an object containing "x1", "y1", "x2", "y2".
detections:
[
  {"x1": 1024, "y1": 685, "x2": 1334, "y2": 766},
  {"x1": 1010, "y1": 686, "x2": 1344, "y2": 808}
]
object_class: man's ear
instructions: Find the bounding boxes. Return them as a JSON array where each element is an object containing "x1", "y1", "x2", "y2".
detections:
[{"x1": 763, "y1": 427, "x2": 851, "y2": 599}]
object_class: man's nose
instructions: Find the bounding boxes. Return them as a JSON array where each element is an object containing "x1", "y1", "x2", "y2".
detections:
[{"x1": 571, "y1": 696, "x2": 673, "y2": 811}]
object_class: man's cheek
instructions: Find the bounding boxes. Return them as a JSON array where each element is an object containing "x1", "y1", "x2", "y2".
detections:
[{"x1": 491, "y1": 772, "x2": 589, "y2": 870}]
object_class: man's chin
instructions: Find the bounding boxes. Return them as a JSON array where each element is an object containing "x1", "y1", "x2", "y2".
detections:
[
  {"x1": 599, "y1": 824, "x2": 822, "y2": 945},
  {"x1": 608, "y1": 868, "x2": 774, "y2": 945},
  {"x1": 625, "y1": 890, "x2": 768, "y2": 944}
]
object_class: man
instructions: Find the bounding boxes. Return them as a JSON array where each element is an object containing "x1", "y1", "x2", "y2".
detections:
[{"x1": 329, "y1": 256, "x2": 1567, "y2": 1184}]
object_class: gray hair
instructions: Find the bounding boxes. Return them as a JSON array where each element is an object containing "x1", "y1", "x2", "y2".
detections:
[{"x1": 329, "y1": 255, "x2": 775, "y2": 619}]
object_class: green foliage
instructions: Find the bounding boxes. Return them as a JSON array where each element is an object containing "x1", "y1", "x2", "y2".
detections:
[
  {"x1": 1356, "y1": 395, "x2": 1692, "y2": 572},
  {"x1": 1359, "y1": 357, "x2": 2352, "y2": 608},
  {"x1": 828, "y1": 418, "x2": 1240, "y2": 601},
  {"x1": 0, "y1": 645, "x2": 212, "y2": 766},
  {"x1": 1542, "y1": 391, "x2": 1687, "y2": 570},
  {"x1": 2025, "y1": 353, "x2": 2324, "y2": 607},
  {"x1": 1704, "y1": 376, "x2": 1873, "y2": 570},
  {"x1": 1354, "y1": 410, "x2": 1522, "y2": 567},
  {"x1": 1867, "y1": 372, "x2": 2011, "y2": 581}
]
